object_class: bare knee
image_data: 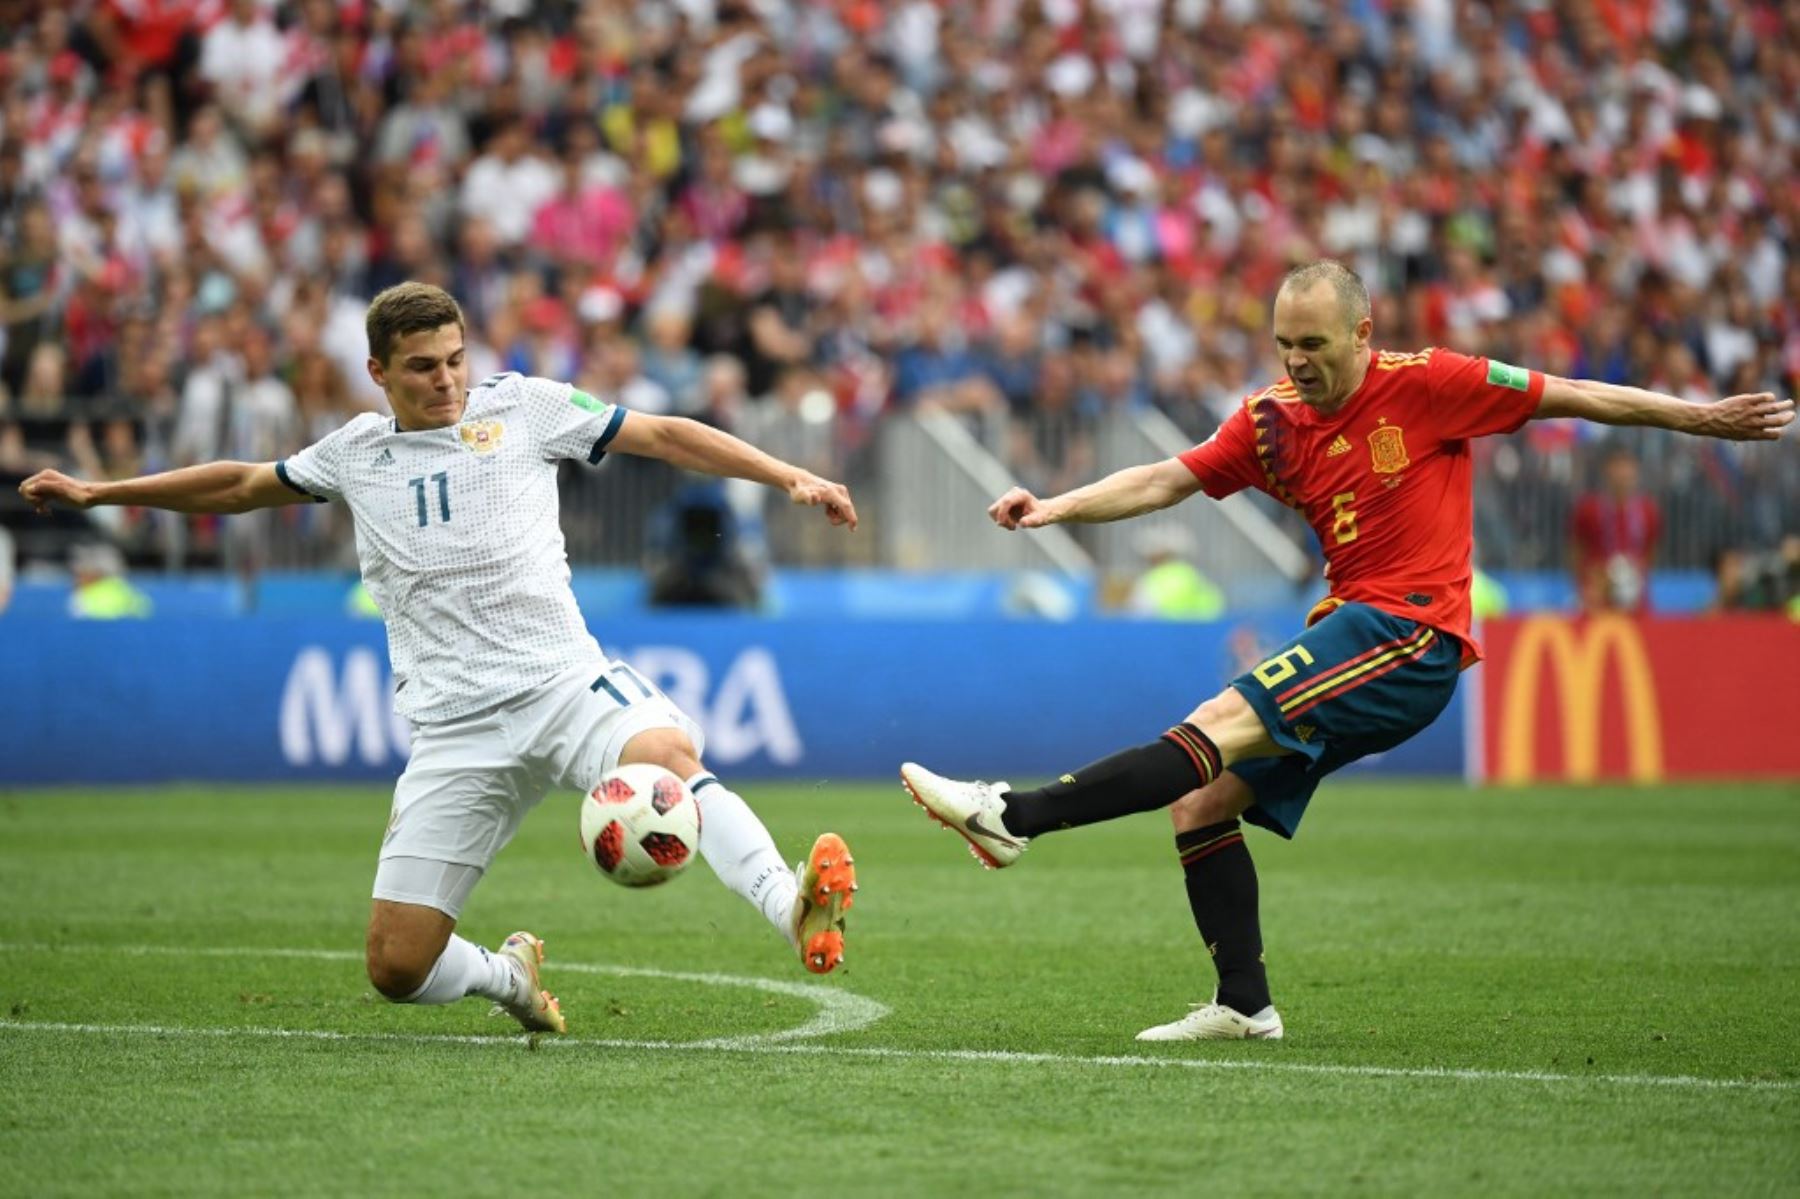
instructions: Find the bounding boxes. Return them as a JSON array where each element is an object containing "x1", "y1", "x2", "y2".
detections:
[
  {"x1": 1188, "y1": 687, "x2": 1250, "y2": 730},
  {"x1": 618, "y1": 726, "x2": 704, "y2": 781},
  {"x1": 366, "y1": 939, "x2": 431, "y2": 999},
  {"x1": 366, "y1": 904, "x2": 453, "y2": 1000},
  {"x1": 1183, "y1": 687, "x2": 1279, "y2": 762},
  {"x1": 1169, "y1": 773, "x2": 1255, "y2": 833}
]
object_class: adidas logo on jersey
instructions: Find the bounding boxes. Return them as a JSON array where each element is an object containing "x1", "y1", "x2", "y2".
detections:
[
  {"x1": 372, "y1": 448, "x2": 395, "y2": 468},
  {"x1": 1326, "y1": 436, "x2": 1352, "y2": 457}
]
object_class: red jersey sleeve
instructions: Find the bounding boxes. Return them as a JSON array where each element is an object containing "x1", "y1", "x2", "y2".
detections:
[
  {"x1": 1177, "y1": 403, "x2": 1262, "y2": 499},
  {"x1": 1426, "y1": 348, "x2": 1545, "y2": 439}
]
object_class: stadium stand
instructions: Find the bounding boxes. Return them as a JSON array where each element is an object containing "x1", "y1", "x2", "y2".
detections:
[{"x1": 0, "y1": 0, "x2": 1794, "y2": 591}]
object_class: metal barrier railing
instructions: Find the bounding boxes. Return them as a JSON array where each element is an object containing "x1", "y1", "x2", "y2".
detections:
[
  {"x1": 34, "y1": 405, "x2": 1792, "y2": 580},
  {"x1": 876, "y1": 411, "x2": 1091, "y2": 574},
  {"x1": 1089, "y1": 408, "x2": 1312, "y2": 592}
]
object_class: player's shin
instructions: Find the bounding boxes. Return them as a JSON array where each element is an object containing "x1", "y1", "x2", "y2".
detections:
[
  {"x1": 1000, "y1": 723, "x2": 1224, "y2": 838},
  {"x1": 686, "y1": 771, "x2": 799, "y2": 937},
  {"x1": 1175, "y1": 820, "x2": 1272, "y2": 1016},
  {"x1": 399, "y1": 934, "x2": 521, "y2": 1006}
]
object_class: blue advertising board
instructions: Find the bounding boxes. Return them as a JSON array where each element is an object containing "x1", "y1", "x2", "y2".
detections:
[{"x1": 0, "y1": 612, "x2": 1465, "y2": 785}]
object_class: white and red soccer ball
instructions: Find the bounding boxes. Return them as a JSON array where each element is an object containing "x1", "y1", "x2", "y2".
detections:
[{"x1": 578, "y1": 763, "x2": 702, "y2": 888}]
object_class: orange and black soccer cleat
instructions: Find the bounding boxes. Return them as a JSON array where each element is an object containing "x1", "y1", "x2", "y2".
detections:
[{"x1": 791, "y1": 833, "x2": 856, "y2": 974}]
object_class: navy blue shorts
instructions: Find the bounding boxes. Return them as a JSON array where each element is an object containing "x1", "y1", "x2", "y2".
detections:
[{"x1": 1228, "y1": 602, "x2": 1462, "y2": 839}]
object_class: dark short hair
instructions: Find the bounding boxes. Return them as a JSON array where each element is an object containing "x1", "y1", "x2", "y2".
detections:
[
  {"x1": 366, "y1": 282, "x2": 465, "y2": 365},
  {"x1": 1277, "y1": 260, "x2": 1372, "y2": 327}
]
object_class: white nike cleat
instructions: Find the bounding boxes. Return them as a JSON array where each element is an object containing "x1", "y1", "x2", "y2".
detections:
[
  {"x1": 490, "y1": 931, "x2": 567, "y2": 1035},
  {"x1": 898, "y1": 761, "x2": 1027, "y2": 869},
  {"x1": 1135, "y1": 997, "x2": 1283, "y2": 1041}
]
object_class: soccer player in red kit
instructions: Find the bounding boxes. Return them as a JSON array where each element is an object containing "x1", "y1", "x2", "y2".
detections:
[{"x1": 900, "y1": 260, "x2": 1793, "y2": 1041}]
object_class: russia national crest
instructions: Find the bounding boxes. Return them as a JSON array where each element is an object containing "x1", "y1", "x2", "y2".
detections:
[{"x1": 459, "y1": 420, "x2": 504, "y2": 455}]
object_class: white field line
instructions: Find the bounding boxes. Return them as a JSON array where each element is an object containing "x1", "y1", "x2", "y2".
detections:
[
  {"x1": 1, "y1": 1019, "x2": 1794, "y2": 1094},
  {"x1": 1, "y1": 943, "x2": 1793, "y2": 1094},
  {"x1": 0, "y1": 942, "x2": 890, "y2": 1048}
]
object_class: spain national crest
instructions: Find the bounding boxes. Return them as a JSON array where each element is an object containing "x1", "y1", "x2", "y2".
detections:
[
  {"x1": 1368, "y1": 423, "x2": 1409, "y2": 473},
  {"x1": 458, "y1": 420, "x2": 504, "y2": 455}
]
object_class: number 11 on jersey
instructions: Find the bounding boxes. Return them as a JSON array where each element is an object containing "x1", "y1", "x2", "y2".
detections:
[{"x1": 409, "y1": 472, "x2": 451, "y2": 527}]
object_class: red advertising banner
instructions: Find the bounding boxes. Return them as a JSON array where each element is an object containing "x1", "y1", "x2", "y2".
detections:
[{"x1": 1478, "y1": 615, "x2": 1800, "y2": 783}]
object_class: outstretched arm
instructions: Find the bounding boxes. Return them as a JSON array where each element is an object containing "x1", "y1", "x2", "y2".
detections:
[
  {"x1": 1534, "y1": 378, "x2": 1793, "y2": 441},
  {"x1": 18, "y1": 462, "x2": 310, "y2": 515},
  {"x1": 990, "y1": 458, "x2": 1203, "y2": 529},
  {"x1": 607, "y1": 411, "x2": 857, "y2": 529}
]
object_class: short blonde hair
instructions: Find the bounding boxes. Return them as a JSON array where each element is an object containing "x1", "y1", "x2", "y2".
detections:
[{"x1": 366, "y1": 282, "x2": 465, "y2": 365}]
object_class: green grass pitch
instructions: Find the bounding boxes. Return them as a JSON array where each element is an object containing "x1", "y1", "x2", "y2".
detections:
[{"x1": 2, "y1": 779, "x2": 1796, "y2": 1196}]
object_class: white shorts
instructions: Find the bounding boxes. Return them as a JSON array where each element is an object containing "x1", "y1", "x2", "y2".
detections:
[{"x1": 371, "y1": 659, "x2": 704, "y2": 917}]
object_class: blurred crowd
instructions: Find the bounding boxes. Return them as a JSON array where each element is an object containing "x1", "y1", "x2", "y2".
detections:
[{"x1": 0, "y1": 0, "x2": 1795, "y2": 578}]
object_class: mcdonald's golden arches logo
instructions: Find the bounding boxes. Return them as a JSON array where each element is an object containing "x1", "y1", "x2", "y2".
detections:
[{"x1": 1497, "y1": 616, "x2": 1664, "y2": 783}]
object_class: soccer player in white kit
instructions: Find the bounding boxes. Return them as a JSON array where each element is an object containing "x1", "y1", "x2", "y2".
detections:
[{"x1": 19, "y1": 282, "x2": 861, "y2": 1034}]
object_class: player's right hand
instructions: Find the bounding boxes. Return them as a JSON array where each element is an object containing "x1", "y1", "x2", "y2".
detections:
[
  {"x1": 989, "y1": 487, "x2": 1053, "y2": 530},
  {"x1": 788, "y1": 473, "x2": 858, "y2": 530},
  {"x1": 19, "y1": 470, "x2": 96, "y2": 514}
]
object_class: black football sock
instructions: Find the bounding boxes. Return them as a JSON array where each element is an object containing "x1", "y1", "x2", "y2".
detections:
[
  {"x1": 1176, "y1": 819, "x2": 1271, "y2": 1015},
  {"x1": 999, "y1": 723, "x2": 1223, "y2": 838}
]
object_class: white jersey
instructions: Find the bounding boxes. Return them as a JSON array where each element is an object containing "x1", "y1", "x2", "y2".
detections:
[{"x1": 279, "y1": 372, "x2": 626, "y2": 725}]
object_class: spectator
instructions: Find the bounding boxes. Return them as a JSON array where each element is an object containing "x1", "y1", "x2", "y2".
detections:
[
  {"x1": 198, "y1": 0, "x2": 287, "y2": 140},
  {"x1": 1470, "y1": 568, "x2": 1511, "y2": 622},
  {"x1": 528, "y1": 142, "x2": 634, "y2": 270},
  {"x1": 229, "y1": 324, "x2": 298, "y2": 464},
  {"x1": 892, "y1": 300, "x2": 1000, "y2": 415},
  {"x1": 737, "y1": 366, "x2": 843, "y2": 564},
  {"x1": 115, "y1": 140, "x2": 181, "y2": 270},
  {"x1": 79, "y1": 0, "x2": 205, "y2": 112},
  {"x1": 738, "y1": 232, "x2": 817, "y2": 397},
  {"x1": 374, "y1": 70, "x2": 469, "y2": 170},
  {"x1": 1125, "y1": 525, "x2": 1226, "y2": 622},
  {"x1": 1571, "y1": 443, "x2": 1662, "y2": 613},
  {"x1": 16, "y1": 343, "x2": 70, "y2": 420},
  {"x1": 0, "y1": 204, "x2": 60, "y2": 399},
  {"x1": 1007, "y1": 350, "x2": 1094, "y2": 501},
  {"x1": 447, "y1": 215, "x2": 509, "y2": 334},
  {"x1": 0, "y1": 0, "x2": 1788, "y2": 580},
  {"x1": 640, "y1": 306, "x2": 705, "y2": 416},
  {"x1": 579, "y1": 328, "x2": 671, "y2": 416},
  {"x1": 697, "y1": 354, "x2": 751, "y2": 432},
  {"x1": 978, "y1": 309, "x2": 1042, "y2": 414},
  {"x1": 67, "y1": 542, "x2": 152, "y2": 619},
  {"x1": 167, "y1": 103, "x2": 247, "y2": 199},
  {"x1": 678, "y1": 127, "x2": 750, "y2": 242},
  {"x1": 1714, "y1": 537, "x2": 1800, "y2": 617},
  {"x1": 462, "y1": 119, "x2": 559, "y2": 250}
]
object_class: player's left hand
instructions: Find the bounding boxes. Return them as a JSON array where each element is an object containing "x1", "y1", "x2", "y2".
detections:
[
  {"x1": 1703, "y1": 393, "x2": 1794, "y2": 440},
  {"x1": 789, "y1": 474, "x2": 858, "y2": 529}
]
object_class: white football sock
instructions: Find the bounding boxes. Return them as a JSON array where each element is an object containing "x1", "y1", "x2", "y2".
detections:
[
  {"x1": 687, "y1": 771, "x2": 799, "y2": 941},
  {"x1": 400, "y1": 934, "x2": 521, "y2": 1006}
]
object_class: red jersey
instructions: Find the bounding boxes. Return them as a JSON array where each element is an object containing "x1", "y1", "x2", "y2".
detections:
[{"x1": 1179, "y1": 348, "x2": 1545, "y2": 663}]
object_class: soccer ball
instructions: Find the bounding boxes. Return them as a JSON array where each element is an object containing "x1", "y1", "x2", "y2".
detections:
[{"x1": 579, "y1": 763, "x2": 702, "y2": 888}]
